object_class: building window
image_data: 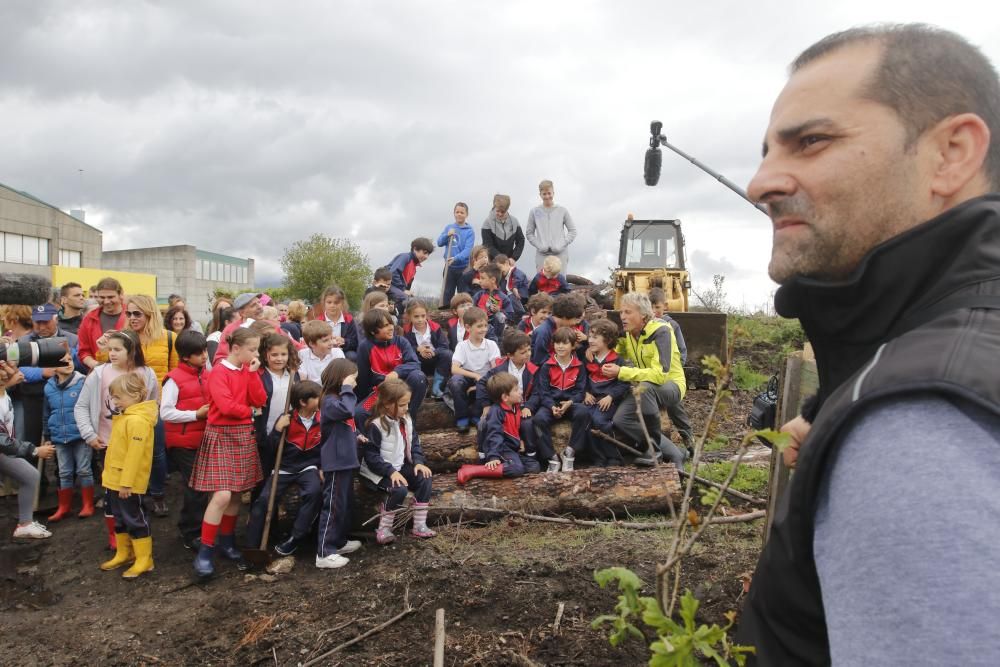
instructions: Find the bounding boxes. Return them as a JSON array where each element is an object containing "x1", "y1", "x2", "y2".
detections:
[
  {"x1": 4, "y1": 233, "x2": 19, "y2": 262},
  {"x1": 195, "y1": 261, "x2": 202, "y2": 279},
  {"x1": 224, "y1": 264, "x2": 231, "y2": 282},
  {"x1": 210, "y1": 262, "x2": 218, "y2": 281},
  {"x1": 59, "y1": 249, "x2": 81, "y2": 267},
  {"x1": 3, "y1": 233, "x2": 51, "y2": 265}
]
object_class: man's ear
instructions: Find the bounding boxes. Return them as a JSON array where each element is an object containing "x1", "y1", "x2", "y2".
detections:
[{"x1": 926, "y1": 112, "x2": 992, "y2": 199}]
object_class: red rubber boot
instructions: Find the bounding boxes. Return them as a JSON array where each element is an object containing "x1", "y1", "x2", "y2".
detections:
[
  {"x1": 456, "y1": 464, "x2": 504, "y2": 485},
  {"x1": 104, "y1": 515, "x2": 118, "y2": 550},
  {"x1": 48, "y1": 488, "x2": 74, "y2": 522},
  {"x1": 78, "y1": 486, "x2": 95, "y2": 518}
]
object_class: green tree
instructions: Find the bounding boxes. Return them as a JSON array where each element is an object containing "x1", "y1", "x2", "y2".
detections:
[{"x1": 280, "y1": 234, "x2": 371, "y2": 307}]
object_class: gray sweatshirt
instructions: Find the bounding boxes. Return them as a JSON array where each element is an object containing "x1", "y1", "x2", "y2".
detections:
[{"x1": 525, "y1": 205, "x2": 577, "y2": 254}]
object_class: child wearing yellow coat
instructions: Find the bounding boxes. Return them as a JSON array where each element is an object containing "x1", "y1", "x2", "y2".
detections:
[{"x1": 99, "y1": 373, "x2": 159, "y2": 579}]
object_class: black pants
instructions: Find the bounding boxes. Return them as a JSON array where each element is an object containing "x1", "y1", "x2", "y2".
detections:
[
  {"x1": 106, "y1": 490, "x2": 150, "y2": 539},
  {"x1": 440, "y1": 264, "x2": 467, "y2": 309},
  {"x1": 363, "y1": 462, "x2": 432, "y2": 511},
  {"x1": 316, "y1": 469, "x2": 355, "y2": 558},
  {"x1": 533, "y1": 404, "x2": 592, "y2": 463},
  {"x1": 246, "y1": 469, "x2": 323, "y2": 547},
  {"x1": 167, "y1": 447, "x2": 209, "y2": 541}
]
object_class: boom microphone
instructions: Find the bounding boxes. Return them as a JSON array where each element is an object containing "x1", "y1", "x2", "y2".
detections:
[
  {"x1": 644, "y1": 146, "x2": 662, "y2": 186},
  {"x1": 0, "y1": 273, "x2": 52, "y2": 306}
]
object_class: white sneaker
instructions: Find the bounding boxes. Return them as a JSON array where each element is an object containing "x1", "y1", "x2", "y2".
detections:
[
  {"x1": 315, "y1": 553, "x2": 350, "y2": 569},
  {"x1": 337, "y1": 540, "x2": 362, "y2": 555},
  {"x1": 546, "y1": 459, "x2": 561, "y2": 473},
  {"x1": 13, "y1": 521, "x2": 52, "y2": 539},
  {"x1": 562, "y1": 448, "x2": 575, "y2": 472}
]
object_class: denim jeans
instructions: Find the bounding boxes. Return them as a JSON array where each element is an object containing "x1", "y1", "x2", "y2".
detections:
[
  {"x1": 55, "y1": 438, "x2": 94, "y2": 488},
  {"x1": 147, "y1": 418, "x2": 167, "y2": 498}
]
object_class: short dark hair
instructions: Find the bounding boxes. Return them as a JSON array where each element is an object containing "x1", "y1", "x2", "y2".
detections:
[
  {"x1": 502, "y1": 330, "x2": 531, "y2": 356},
  {"x1": 291, "y1": 380, "x2": 322, "y2": 408},
  {"x1": 487, "y1": 373, "x2": 519, "y2": 402},
  {"x1": 363, "y1": 309, "x2": 395, "y2": 337},
  {"x1": 95, "y1": 277, "x2": 122, "y2": 294},
  {"x1": 167, "y1": 294, "x2": 184, "y2": 306},
  {"x1": 588, "y1": 319, "x2": 620, "y2": 348},
  {"x1": 551, "y1": 293, "x2": 583, "y2": 319},
  {"x1": 163, "y1": 305, "x2": 191, "y2": 332},
  {"x1": 527, "y1": 292, "x2": 553, "y2": 314},
  {"x1": 494, "y1": 253, "x2": 510, "y2": 265},
  {"x1": 175, "y1": 330, "x2": 208, "y2": 358},
  {"x1": 480, "y1": 264, "x2": 502, "y2": 282},
  {"x1": 462, "y1": 306, "x2": 488, "y2": 328},
  {"x1": 648, "y1": 287, "x2": 667, "y2": 306},
  {"x1": 792, "y1": 23, "x2": 1000, "y2": 188},
  {"x1": 220, "y1": 307, "x2": 238, "y2": 326},
  {"x1": 60, "y1": 282, "x2": 82, "y2": 297},
  {"x1": 373, "y1": 267, "x2": 392, "y2": 282},
  {"x1": 552, "y1": 326, "x2": 578, "y2": 345},
  {"x1": 411, "y1": 237, "x2": 434, "y2": 254}
]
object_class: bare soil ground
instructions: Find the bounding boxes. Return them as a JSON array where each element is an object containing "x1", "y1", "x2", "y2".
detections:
[{"x1": 0, "y1": 389, "x2": 765, "y2": 666}]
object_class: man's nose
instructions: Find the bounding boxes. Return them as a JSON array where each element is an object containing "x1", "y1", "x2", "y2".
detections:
[{"x1": 748, "y1": 154, "x2": 797, "y2": 206}]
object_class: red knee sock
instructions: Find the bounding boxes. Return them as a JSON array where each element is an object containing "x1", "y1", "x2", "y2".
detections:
[
  {"x1": 201, "y1": 520, "x2": 220, "y2": 547},
  {"x1": 219, "y1": 513, "x2": 238, "y2": 536}
]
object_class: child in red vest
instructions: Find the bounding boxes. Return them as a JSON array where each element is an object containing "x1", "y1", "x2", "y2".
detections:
[
  {"x1": 584, "y1": 319, "x2": 629, "y2": 467},
  {"x1": 518, "y1": 293, "x2": 553, "y2": 335},
  {"x1": 534, "y1": 326, "x2": 591, "y2": 472},
  {"x1": 246, "y1": 380, "x2": 324, "y2": 557},
  {"x1": 161, "y1": 330, "x2": 212, "y2": 550},
  {"x1": 528, "y1": 255, "x2": 571, "y2": 297}
]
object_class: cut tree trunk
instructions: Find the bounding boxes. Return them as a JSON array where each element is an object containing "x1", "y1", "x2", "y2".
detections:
[{"x1": 356, "y1": 466, "x2": 682, "y2": 525}]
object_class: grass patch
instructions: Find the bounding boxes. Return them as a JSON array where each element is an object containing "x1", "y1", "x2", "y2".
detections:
[
  {"x1": 729, "y1": 314, "x2": 806, "y2": 350},
  {"x1": 731, "y1": 359, "x2": 768, "y2": 391},
  {"x1": 702, "y1": 434, "x2": 731, "y2": 453},
  {"x1": 689, "y1": 461, "x2": 770, "y2": 497}
]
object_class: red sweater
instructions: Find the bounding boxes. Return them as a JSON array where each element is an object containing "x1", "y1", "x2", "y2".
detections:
[
  {"x1": 77, "y1": 308, "x2": 126, "y2": 365},
  {"x1": 207, "y1": 361, "x2": 267, "y2": 426}
]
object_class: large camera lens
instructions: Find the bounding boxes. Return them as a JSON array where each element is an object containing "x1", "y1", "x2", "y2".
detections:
[{"x1": 0, "y1": 338, "x2": 72, "y2": 368}]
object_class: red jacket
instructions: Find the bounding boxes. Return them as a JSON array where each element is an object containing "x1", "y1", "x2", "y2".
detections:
[
  {"x1": 163, "y1": 363, "x2": 211, "y2": 449},
  {"x1": 77, "y1": 308, "x2": 126, "y2": 365},
  {"x1": 207, "y1": 362, "x2": 267, "y2": 426}
]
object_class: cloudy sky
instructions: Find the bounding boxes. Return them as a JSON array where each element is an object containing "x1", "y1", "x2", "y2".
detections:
[{"x1": 2, "y1": 1, "x2": 998, "y2": 310}]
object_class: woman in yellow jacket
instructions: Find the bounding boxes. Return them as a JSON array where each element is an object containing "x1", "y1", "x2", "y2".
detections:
[
  {"x1": 100, "y1": 372, "x2": 159, "y2": 579},
  {"x1": 124, "y1": 294, "x2": 178, "y2": 516}
]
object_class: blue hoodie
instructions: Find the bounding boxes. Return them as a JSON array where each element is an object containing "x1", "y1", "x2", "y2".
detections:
[{"x1": 436, "y1": 222, "x2": 476, "y2": 269}]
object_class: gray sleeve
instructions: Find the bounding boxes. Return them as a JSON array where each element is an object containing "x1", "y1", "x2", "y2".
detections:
[
  {"x1": 74, "y1": 371, "x2": 99, "y2": 443},
  {"x1": 814, "y1": 395, "x2": 1000, "y2": 666},
  {"x1": 562, "y1": 207, "x2": 577, "y2": 246}
]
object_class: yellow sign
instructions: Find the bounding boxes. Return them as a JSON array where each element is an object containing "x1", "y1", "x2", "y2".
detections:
[{"x1": 50, "y1": 266, "x2": 157, "y2": 299}]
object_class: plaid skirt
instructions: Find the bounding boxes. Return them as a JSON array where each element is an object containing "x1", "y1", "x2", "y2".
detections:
[{"x1": 190, "y1": 423, "x2": 262, "y2": 492}]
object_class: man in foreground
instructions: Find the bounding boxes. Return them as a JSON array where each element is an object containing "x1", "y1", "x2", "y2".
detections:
[{"x1": 738, "y1": 24, "x2": 1000, "y2": 664}]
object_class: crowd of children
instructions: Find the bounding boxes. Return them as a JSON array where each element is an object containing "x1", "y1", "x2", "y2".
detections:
[{"x1": 0, "y1": 180, "x2": 695, "y2": 583}]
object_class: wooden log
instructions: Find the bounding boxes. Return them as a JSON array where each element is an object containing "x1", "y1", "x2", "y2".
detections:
[
  {"x1": 418, "y1": 412, "x2": 678, "y2": 472},
  {"x1": 431, "y1": 465, "x2": 681, "y2": 521}
]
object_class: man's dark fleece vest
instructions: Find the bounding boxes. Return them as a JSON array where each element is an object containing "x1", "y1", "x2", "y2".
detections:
[{"x1": 737, "y1": 195, "x2": 1000, "y2": 665}]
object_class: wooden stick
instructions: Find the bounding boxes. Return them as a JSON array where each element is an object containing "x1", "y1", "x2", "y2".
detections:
[
  {"x1": 301, "y1": 587, "x2": 417, "y2": 667},
  {"x1": 433, "y1": 608, "x2": 445, "y2": 667},
  {"x1": 552, "y1": 602, "x2": 565, "y2": 636},
  {"x1": 432, "y1": 505, "x2": 765, "y2": 530},
  {"x1": 260, "y1": 388, "x2": 294, "y2": 551}
]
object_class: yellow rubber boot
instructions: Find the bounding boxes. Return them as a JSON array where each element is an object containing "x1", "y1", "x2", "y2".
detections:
[
  {"x1": 100, "y1": 534, "x2": 133, "y2": 570},
  {"x1": 122, "y1": 536, "x2": 154, "y2": 579}
]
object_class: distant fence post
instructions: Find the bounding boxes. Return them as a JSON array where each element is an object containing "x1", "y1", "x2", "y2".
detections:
[{"x1": 763, "y1": 345, "x2": 817, "y2": 544}]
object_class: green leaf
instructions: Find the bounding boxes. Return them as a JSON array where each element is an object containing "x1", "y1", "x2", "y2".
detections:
[
  {"x1": 594, "y1": 566, "x2": 644, "y2": 592},
  {"x1": 753, "y1": 429, "x2": 792, "y2": 452},
  {"x1": 679, "y1": 591, "x2": 700, "y2": 633}
]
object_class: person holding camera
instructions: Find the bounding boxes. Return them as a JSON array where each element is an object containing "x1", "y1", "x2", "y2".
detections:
[{"x1": 0, "y1": 360, "x2": 55, "y2": 539}]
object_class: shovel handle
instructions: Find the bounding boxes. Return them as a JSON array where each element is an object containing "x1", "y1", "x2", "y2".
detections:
[{"x1": 259, "y1": 383, "x2": 294, "y2": 551}]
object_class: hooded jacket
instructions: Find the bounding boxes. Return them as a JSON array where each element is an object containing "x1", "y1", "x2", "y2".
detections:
[
  {"x1": 42, "y1": 371, "x2": 86, "y2": 444},
  {"x1": 102, "y1": 399, "x2": 158, "y2": 493},
  {"x1": 526, "y1": 205, "x2": 576, "y2": 255},
  {"x1": 614, "y1": 319, "x2": 686, "y2": 397},
  {"x1": 481, "y1": 211, "x2": 526, "y2": 260}
]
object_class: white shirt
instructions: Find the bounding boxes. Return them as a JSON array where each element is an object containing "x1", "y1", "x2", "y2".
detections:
[
  {"x1": 323, "y1": 313, "x2": 346, "y2": 339},
  {"x1": 0, "y1": 393, "x2": 14, "y2": 438},
  {"x1": 298, "y1": 346, "x2": 344, "y2": 383},
  {"x1": 160, "y1": 379, "x2": 197, "y2": 423},
  {"x1": 266, "y1": 369, "x2": 291, "y2": 435},
  {"x1": 454, "y1": 337, "x2": 501, "y2": 376},
  {"x1": 412, "y1": 324, "x2": 432, "y2": 348},
  {"x1": 508, "y1": 361, "x2": 526, "y2": 390},
  {"x1": 456, "y1": 321, "x2": 467, "y2": 343}
]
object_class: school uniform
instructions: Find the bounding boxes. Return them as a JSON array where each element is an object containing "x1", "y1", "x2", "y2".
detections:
[
  {"x1": 447, "y1": 337, "x2": 501, "y2": 424},
  {"x1": 447, "y1": 317, "x2": 469, "y2": 352},
  {"x1": 246, "y1": 409, "x2": 323, "y2": 548},
  {"x1": 585, "y1": 350, "x2": 630, "y2": 465},
  {"x1": 355, "y1": 334, "x2": 427, "y2": 423},
  {"x1": 403, "y1": 321, "x2": 453, "y2": 380},
  {"x1": 359, "y1": 414, "x2": 431, "y2": 511},
  {"x1": 480, "y1": 402, "x2": 540, "y2": 477},
  {"x1": 253, "y1": 368, "x2": 301, "y2": 483},
  {"x1": 528, "y1": 271, "x2": 571, "y2": 297},
  {"x1": 457, "y1": 268, "x2": 481, "y2": 296},
  {"x1": 474, "y1": 357, "x2": 541, "y2": 457},
  {"x1": 517, "y1": 315, "x2": 539, "y2": 336},
  {"x1": 190, "y1": 360, "x2": 267, "y2": 492},
  {"x1": 530, "y1": 317, "x2": 591, "y2": 367},
  {"x1": 501, "y1": 267, "x2": 530, "y2": 317},
  {"x1": 316, "y1": 386, "x2": 361, "y2": 558},
  {"x1": 298, "y1": 346, "x2": 344, "y2": 384},
  {"x1": 472, "y1": 288, "x2": 514, "y2": 343},
  {"x1": 388, "y1": 251, "x2": 422, "y2": 316},
  {"x1": 533, "y1": 354, "x2": 591, "y2": 464}
]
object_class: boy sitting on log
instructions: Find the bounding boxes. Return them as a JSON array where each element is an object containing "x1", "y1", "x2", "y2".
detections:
[
  {"x1": 457, "y1": 373, "x2": 540, "y2": 484},
  {"x1": 584, "y1": 319, "x2": 629, "y2": 467},
  {"x1": 475, "y1": 330, "x2": 540, "y2": 454},
  {"x1": 533, "y1": 326, "x2": 591, "y2": 472}
]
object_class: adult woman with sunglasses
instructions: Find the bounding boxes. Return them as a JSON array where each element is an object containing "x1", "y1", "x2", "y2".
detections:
[{"x1": 124, "y1": 295, "x2": 180, "y2": 517}]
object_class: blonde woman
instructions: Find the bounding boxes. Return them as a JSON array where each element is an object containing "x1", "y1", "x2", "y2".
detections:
[{"x1": 123, "y1": 294, "x2": 178, "y2": 517}]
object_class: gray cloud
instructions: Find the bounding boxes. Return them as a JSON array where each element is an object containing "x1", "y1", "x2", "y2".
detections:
[{"x1": 1, "y1": 1, "x2": 998, "y2": 311}]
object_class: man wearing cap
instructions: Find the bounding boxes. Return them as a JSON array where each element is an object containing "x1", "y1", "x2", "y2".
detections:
[
  {"x1": 212, "y1": 292, "x2": 263, "y2": 363},
  {"x1": 12, "y1": 304, "x2": 80, "y2": 448},
  {"x1": 78, "y1": 277, "x2": 127, "y2": 370}
]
